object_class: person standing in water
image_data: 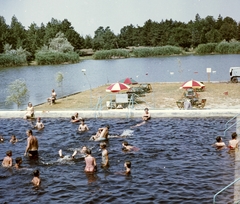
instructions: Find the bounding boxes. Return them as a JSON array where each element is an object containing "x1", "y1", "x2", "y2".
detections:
[
  {"x1": 2, "y1": 150, "x2": 13, "y2": 167},
  {"x1": 100, "y1": 142, "x2": 109, "y2": 168},
  {"x1": 84, "y1": 148, "x2": 97, "y2": 172},
  {"x1": 24, "y1": 130, "x2": 38, "y2": 158},
  {"x1": 34, "y1": 117, "x2": 44, "y2": 130},
  {"x1": 228, "y1": 132, "x2": 239, "y2": 150},
  {"x1": 142, "y1": 108, "x2": 151, "y2": 121},
  {"x1": 78, "y1": 119, "x2": 89, "y2": 132}
]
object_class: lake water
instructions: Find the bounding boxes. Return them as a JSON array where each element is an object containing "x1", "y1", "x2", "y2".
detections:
[
  {"x1": 0, "y1": 54, "x2": 240, "y2": 110},
  {"x1": 0, "y1": 117, "x2": 235, "y2": 203}
]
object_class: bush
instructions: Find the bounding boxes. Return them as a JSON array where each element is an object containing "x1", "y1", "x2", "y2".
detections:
[
  {"x1": 35, "y1": 51, "x2": 79, "y2": 65},
  {"x1": 133, "y1": 46, "x2": 182, "y2": 57},
  {"x1": 93, "y1": 49, "x2": 130, "y2": 60},
  {"x1": 0, "y1": 53, "x2": 27, "y2": 67},
  {"x1": 195, "y1": 43, "x2": 217, "y2": 54},
  {"x1": 215, "y1": 40, "x2": 240, "y2": 54}
]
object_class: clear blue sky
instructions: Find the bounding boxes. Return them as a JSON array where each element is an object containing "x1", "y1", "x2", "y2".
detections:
[{"x1": 1, "y1": 0, "x2": 240, "y2": 37}]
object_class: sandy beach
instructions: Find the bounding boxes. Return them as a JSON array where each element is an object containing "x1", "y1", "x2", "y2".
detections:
[{"x1": 34, "y1": 82, "x2": 240, "y2": 111}]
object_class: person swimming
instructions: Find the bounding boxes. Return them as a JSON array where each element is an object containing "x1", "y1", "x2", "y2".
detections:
[{"x1": 122, "y1": 141, "x2": 139, "y2": 152}]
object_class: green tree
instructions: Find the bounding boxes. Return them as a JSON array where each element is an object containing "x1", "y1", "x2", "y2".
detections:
[
  {"x1": 9, "y1": 16, "x2": 26, "y2": 49},
  {"x1": 5, "y1": 79, "x2": 29, "y2": 109},
  {"x1": 0, "y1": 16, "x2": 10, "y2": 53},
  {"x1": 49, "y1": 32, "x2": 74, "y2": 52}
]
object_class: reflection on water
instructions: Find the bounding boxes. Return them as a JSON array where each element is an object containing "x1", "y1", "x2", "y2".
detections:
[
  {"x1": 0, "y1": 117, "x2": 236, "y2": 203},
  {"x1": 1, "y1": 54, "x2": 240, "y2": 110}
]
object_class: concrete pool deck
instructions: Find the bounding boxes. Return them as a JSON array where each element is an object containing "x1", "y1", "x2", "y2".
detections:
[{"x1": 0, "y1": 108, "x2": 240, "y2": 118}]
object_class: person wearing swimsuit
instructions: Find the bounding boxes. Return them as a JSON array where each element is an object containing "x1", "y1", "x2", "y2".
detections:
[{"x1": 84, "y1": 148, "x2": 97, "y2": 172}]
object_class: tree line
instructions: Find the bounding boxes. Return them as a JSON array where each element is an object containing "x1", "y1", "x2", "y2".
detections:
[{"x1": 0, "y1": 14, "x2": 240, "y2": 60}]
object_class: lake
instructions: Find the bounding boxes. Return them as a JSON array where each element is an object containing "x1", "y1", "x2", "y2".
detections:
[{"x1": 0, "y1": 54, "x2": 240, "y2": 110}]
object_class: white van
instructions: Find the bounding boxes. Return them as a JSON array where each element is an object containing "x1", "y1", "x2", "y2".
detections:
[{"x1": 229, "y1": 67, "x2": 240, "y2": 83}]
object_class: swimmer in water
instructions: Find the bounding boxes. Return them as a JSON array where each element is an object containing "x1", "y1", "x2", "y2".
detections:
[
  {"x1": 90, "y1": 125, "x2": 109, "y2": 141},
  {"x1": 124, "y1": 161, "x2": 131, "y2": 174},
  {"x1": 131, "y1": 108, "x2": 151, "y2": 128},
  {"x1": 10, "y1": 134, "x2": 18, "y2": 144},
  {"x1": 15, "y1": 157, "x2": 23, "y2": 169},
  {"x1": 2, "y1": 150, "x2": 13, "y2": 167},
  {"x1": 78, "y1": 119, "x2": 89, "y2": 132},
  {"x1": 228, "y1": 132, "x2": 239, "y2": 150},
  {"x1": 212, "y1": 136, "x2": 226, "y2": 150},
  {"x1": 58, "y1": 146, "x2": 88, "y2": 160},
  {"x1": 32, "y1": 170, "x2": 41, "y2": 186},
  {"x1": 71, "y1": 112, "x2": 82, "y2": 123},
  {"x1": 122, "y1": 141, "x2": 139, "y2": 152},
  {"x1": 34, "y1": 117, "x2": 44, "y2": 130},
  {"x1": 0, "y1": 135, "x2": 4, "y2": 142}
]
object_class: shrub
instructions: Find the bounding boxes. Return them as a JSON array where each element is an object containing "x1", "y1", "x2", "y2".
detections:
[
  {"x1": 133, "y1": 46, "x2": 182, "y2": 57},
  {"x1": 93, "y1": 49, "x2": 130, "y2": 60},
  {"x1": 35, "y1": 51, "x2": 79, "y2": 65},
  {"x1": 195, "y1": 43, "x2": 217, "y2": 54}
]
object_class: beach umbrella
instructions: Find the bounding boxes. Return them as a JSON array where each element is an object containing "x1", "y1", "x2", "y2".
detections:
[
  {"x1": 181, "y1": 80, "x2": 205, "y2": 89},
  {"x1": 106, "y1": 82, "x2": 130, "y2": 92},
  {"x1": 119, "y1": 77, "x2": 138, "y2": 85}
]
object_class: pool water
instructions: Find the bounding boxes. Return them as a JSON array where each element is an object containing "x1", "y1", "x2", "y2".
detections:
[{"x1": 0, "y1": 118, "x2": 236, "y2": 203}]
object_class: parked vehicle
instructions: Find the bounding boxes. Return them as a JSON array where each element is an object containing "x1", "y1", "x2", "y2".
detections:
[{"x1": 230, "y1": 67, "x2": 240, "y2": 83}]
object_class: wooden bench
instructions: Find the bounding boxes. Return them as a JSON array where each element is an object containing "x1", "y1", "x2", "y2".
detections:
[{"x1": 195, "y1": 99, "x2": 206, "y2": 109}]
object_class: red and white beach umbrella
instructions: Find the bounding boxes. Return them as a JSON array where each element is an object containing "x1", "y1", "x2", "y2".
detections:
[
  {"x1": 106, "y1": 82, "x2": 130, "y2": 93},
  {"x1": 181, "y1": 80, "x2": 205, "y2": 89}
]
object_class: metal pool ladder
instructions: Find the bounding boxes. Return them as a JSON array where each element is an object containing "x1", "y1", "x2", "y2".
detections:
[
  {"x1": 224, "y1": 113, "x2": 240, "y2": 137},
  {"x1": 213, "y1": 177, "x2": 240, "y2": 204}
]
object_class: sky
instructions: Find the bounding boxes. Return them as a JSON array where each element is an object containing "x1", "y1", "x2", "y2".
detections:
[{"x1": 1, "y1": 0, "x2": 240, "y2": 37}]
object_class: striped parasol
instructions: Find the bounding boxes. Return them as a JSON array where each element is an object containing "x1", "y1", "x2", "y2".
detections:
[{"x1": 106, "y1": 82, "x2": 130, "y2": 92}]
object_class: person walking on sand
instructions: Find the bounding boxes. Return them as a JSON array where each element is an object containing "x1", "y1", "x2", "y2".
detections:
[{"x1": 24, "y1": 130, "x2": 38, "y2": 158}]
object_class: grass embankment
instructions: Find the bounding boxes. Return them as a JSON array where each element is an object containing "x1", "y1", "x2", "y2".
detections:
[{"x1": 34, "y1": 82, "x2": 240, "y2": 111}]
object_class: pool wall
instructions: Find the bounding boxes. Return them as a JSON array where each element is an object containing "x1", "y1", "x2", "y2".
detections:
[{"x1": 0, "y1": 109, "x2": 240, "y2": 118}]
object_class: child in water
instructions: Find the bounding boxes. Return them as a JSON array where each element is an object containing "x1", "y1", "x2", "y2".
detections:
[
  {"x1": 2, "y1": 150, "x2": 13, "y2": 167},
  {"x1": 212, "y1": 136, "x2": 226, "y2": 150},
  {"x1": 228, "y1": 132, "x2": 239, "y2": 150},
  {"x1": 32, "y1": 170, "x2": 41, "y2": 186},
  {"x1": 10, "y1": 135, "x2": 18, "y2": 144},
  {"x1": 122, "y1": 141, "x2": 139, "y2": 152},
  {"x1": 15, "y1": 157, "x2": 23, "y2": 169},
  {"x1": 124, "y1": 161, "x2": 131, "y2": 174}
]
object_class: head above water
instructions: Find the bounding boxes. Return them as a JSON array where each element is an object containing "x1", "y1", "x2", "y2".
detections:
[
  {"x1": 125, "y1": 161, "x2": 131, "y2": 168},
  {"x1": 216, "y1": 136, "x2": 222, "y2": 143},
  {"x1": 106, "y1": 125, "x2": 110, "y2": 129},
  {"x1": 6, "y1": 150, "x2": 12, "y2": 156},
  {"x1": 144, "y1": 108, "x2": 149, "y2": 111},
  {"x1": 15, "y1": 157, "x2": 22, "y2": 164},
  {"x1": 100, "y1": 142, "x2": 107, "y2": 148},
  {"x1": 232, "y1": 132, "x2": 237, "y2": 139},
  {"x1": 33, "y1": 169, "x2": 40, "y2": 177},
  {"x1": 122, "y1": 141, "x2": 129, "y2": 146},
  {"x1": 26, "y1": 129, "x2": 33, "y2": 136},
  {"x1": 85, "y1": 148, "x2": 91, "y2": 155}
]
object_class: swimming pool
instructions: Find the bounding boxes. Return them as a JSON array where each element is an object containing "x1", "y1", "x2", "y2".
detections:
[{"x1": 0, "y1": 118, "x2": 236, "y2": 203}]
